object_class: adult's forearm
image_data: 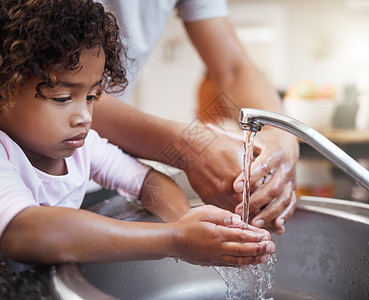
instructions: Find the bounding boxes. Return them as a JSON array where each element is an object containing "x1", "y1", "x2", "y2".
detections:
[
  {"x1": 92, "y1": 94, "x2": 211, "y2": 171},
  {"x1": 92, "y1": 94, "x2": 182, "y2": 160},
  {"x1": 185, "y1": 18, "x2": 283, "y2": 119},
  {"x1": 0, "y1": 206, "x2": 175, "y2": 265},
  {"x1": 218, "y1": 61, "x2": 283, "y2": 115}
]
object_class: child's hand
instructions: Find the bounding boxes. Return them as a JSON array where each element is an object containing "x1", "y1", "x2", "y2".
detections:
[{"x1": 171, "y1": 205, "x2": 275, "y2": 267}]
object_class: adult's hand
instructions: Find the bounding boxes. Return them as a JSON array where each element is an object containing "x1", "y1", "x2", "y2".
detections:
[
  {"x1": 172, "y1": 205, "x2": 275, "y2": 267},
  {"x1": 234, "y1": 127, "x2": 299, "y2": 235},
  {"x1": 182, "y1": 122, "x2": 244, "y2": 212},
  {"x1": 182, "y1": 124, "x2": 298, "y2": 236},
  {"x1": 199, "y1": 123, "x2": 298, "y2": 234}
]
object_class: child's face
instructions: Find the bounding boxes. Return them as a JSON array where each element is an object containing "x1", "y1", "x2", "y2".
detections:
[{"x1": 0, "y1": 47, "x2": 105, "y2": 168}]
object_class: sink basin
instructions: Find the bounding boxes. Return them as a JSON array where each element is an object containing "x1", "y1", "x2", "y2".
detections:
[{"x1": 52, "y1": 196, "x2": 369, "y2": 300}]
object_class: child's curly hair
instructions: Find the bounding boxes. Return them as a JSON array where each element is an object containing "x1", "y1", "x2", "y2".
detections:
[{"x1": 0, "y1": 0, "x2": 128, "y2": 110}]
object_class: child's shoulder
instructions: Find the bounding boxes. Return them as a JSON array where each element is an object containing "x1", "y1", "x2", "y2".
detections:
[
  {"x1": 0, "y1": 130, "x2": 31, "y2": 163},
  {"x1": 85, "y1": 129, "x2": 109, "y2": 146},
  {"x1": 0, "y1": 130, "x2": 15, "y2": 156},
  {"x1": 0, "y1": 130, "x2": 9, "y2": 142}
]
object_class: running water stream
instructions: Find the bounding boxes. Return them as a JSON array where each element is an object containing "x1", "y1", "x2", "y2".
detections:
[
  {"x1": 241, "y1": 130, "x2": 255, "y2": 224},
  {"x1": 214, "y1": 130, "x2": 276, "y2": 300}
]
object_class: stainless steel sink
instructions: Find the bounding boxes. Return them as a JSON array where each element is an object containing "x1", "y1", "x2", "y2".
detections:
[{"x1": 52, "y1": 196, "x2": 369, "y2": 300}]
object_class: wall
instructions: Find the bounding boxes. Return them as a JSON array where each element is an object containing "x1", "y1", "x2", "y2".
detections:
[
  {"x1": 131, "y1": 14, "x2": 203, "y2": 123},
  {"x1": 132, "y1": 0, "x2": 369, "y2": 121}
]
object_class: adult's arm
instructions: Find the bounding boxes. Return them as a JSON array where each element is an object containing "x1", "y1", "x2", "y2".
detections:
[
  {"x1": 92, "y1": 96, "x2": 246, "y2": 212},
  {"x1": 184, "y1": 17, "x2": 299, "y2": 233}
]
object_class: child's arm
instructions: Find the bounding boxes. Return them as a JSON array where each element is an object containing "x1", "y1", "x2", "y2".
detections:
[
  {"x1": 89, "y1": 130, "x2": 190, "y2": 222},
  {"x1": 139, "y1": 169, "x2": 190, "y2": 222},
  {"x1": 0, "y1": 204, "x2": 274, "y2": 266}
]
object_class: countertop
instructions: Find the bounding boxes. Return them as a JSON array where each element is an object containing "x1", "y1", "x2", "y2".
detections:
[{"x1": 320, "y1": 128, "x2": 369, "y2": 144}]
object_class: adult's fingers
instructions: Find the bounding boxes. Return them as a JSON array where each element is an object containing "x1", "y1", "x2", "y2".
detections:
[
  {"x1": 250, "y1": 181, "x2": 297, "y2": 233},
  {"x1": 233, "y1": 172, "x2": 244, "y2": 193},
  {"x1": 273, "y1": 190, "x2": 297, "y2": 235}
]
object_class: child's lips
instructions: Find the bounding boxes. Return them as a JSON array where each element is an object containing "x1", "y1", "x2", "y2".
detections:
[{"x1": 64, "y1": 133, "x2": 87, "y2": 148}]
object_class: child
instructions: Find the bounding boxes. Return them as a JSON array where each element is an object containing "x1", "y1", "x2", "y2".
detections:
[{"x1": 0, "y1": 0, "x2": 274, "y2": 271}]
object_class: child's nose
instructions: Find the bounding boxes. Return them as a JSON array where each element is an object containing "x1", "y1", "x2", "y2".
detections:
[{"x1": 70, "y1": 102, "x2": 92, "y2": 127}]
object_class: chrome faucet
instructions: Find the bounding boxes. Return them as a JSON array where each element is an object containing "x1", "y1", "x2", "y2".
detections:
[{"x1": 239, "y1": 108, "x2": 369, "y2": 191}]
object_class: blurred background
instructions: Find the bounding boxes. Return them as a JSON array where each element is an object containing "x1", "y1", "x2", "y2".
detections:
[{"x1": 127, "y1": 0, "x2": 369, "y2": 203}]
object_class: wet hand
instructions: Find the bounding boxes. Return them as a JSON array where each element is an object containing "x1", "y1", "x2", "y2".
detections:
[
  {"x1": 184, "y1": 123, "x2": 244, "y2": 212},
  {"x1": 234, "y1": 128, "x2": 299, "y2": 234},
  {"x1": 171, "y1": 205, "x2": 275, "y2": 267}
]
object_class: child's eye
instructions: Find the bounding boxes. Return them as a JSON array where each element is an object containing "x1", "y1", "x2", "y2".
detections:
[
  {"x1": 86, "y1": 90, "x2": 102, "y2": 102},
  {"x1": 86, "y1": 95, "x2": 99, "y2": 102},
  {"x1": 52, "y1": 97, "x2": 71, "y2": 103}
]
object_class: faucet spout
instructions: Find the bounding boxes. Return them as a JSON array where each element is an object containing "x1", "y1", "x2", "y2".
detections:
[{"x1": 239, "y1": 108, "x2": 369, "y2": 191}]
